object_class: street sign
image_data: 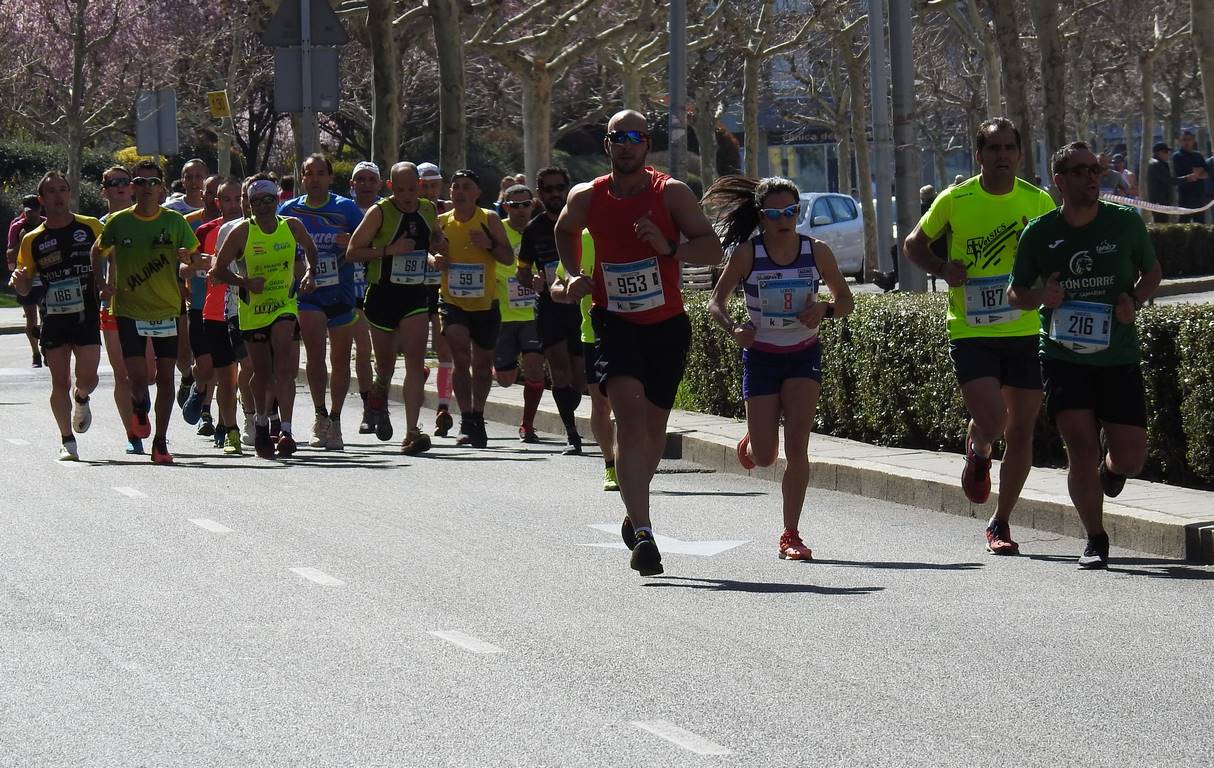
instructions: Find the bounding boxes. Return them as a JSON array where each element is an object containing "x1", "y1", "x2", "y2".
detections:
[
  {"x1": 272, "y1": 47, "x2": 340, "y2": 113},
  {"x1": 261, "y1": 0, "x2": 349, "y2": 47},
  {"x1": 135, "y1": 89, "x2": 178, "y2": 156},
  {"x1": 207, "y1": 90, "x2": 231, "y2": 119}
]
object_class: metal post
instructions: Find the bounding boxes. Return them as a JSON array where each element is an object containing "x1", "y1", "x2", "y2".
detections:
[
  {"x1": 668, "y1": 0, "x2": 687, "y2": 181},
  {"x1": 300, "y1": 0, "x2": 316, "y2": 160},
  {"x1": 889, "y1": 0, "x2": 924, "y2": 291},
  {"x1": 868, "y1": 0, "x2": 894, "y2": 277}
]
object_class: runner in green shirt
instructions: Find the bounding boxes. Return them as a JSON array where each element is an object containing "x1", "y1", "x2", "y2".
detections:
[
  {"x1": 904, "y1": 117, "x2": 1056, "y2": 556},
  {"x1": 1009, "y1": 140, "x2": 1161, "y2": 570}
]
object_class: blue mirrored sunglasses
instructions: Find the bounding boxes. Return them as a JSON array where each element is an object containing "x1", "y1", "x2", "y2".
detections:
[
  {"x1": 607, "y1": 130, "x2": 649, "y2": 145},
  {"x1": 760, "y1": 204, "x2": 800, "y2": 220}
]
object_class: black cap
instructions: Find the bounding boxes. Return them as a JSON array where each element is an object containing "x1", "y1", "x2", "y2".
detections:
[
  {"x1": 452, "y1": 168, "x2": 481, "y2": 186},
  {"x1": 1153, "y1": 141, "x2": 1170, "y2": 153}
]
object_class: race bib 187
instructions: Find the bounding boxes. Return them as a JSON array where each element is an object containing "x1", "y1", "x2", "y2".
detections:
[{"x1": 963, "y1": 274, "x2": 1021, "y2": 326}]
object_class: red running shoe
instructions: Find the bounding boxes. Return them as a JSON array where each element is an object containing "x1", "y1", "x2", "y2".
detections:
[
  {"x1": 736, "y1": 433, "x2": 755, "y2": 470},
  {"x1": 962, "y1": 441, "x2": 992, "y2": 504},
  {"x1": 778, "y1": 529, "x2": 813, "y2": 560},
  {"x1": 130, "y1": 409, "x2": 152, "y2": 440},
  {"x1": 985, "y1": 519, "x2": 1020, "y2": 555},
  {"x1": 276, "y1": 433, "x2": 297, "y2": 458},
  {"x1": 151, "y1": 439, "x2": 173, "y2": 465}
]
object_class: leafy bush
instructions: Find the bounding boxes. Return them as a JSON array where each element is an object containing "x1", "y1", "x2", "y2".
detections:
[
  {"x1": 1146, "y1": 224, "x2": 1214, "y2": 277},
  {"x1": 683, "y1": 290, "x2": 1214, "y2": 488}
]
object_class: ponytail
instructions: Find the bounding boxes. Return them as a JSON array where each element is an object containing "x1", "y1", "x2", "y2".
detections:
[{"x1": 702, "y1": 175, "x2": 801, "y2": 251}]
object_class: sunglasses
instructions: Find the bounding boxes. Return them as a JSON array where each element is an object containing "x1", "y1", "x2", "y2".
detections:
[
  {"x1": 1063, "y1": 164, "x2": 1103, "y2": 177},
  {"x1": 607, "y1": 130, "x2": 649, "y2": 145},
  {"x1": 505, "y1": 200, "x2": 532, "y2": 209},
  {"x1": 132, "y1": 177, "x2": 163, "y2": 187},
  {"x1": 540, "y1": 184, "x2": 568, "y2": 194},
  {"x1": 760, "y1": 204, "x2": 800, "y2": 220},
  {"x1": 250, "y1": 195, "x2": 277, "y2": 204},
  {"x1": 103, "y1": 178, "x2": 132, "y2": 189}
]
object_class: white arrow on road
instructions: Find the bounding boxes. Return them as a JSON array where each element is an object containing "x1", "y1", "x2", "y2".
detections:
[{"x1": 579, "y1": 524, "x2": 747, "y2": 556}]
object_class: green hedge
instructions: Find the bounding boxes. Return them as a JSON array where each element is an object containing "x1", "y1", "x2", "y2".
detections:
[
  {"x1": 1146, "y1": 224, "x2": 1214, "y2": 277},
  {"x1": 682, "y1": 291, "x2": 1214, "y2": 488},
  {"x1": 1, "y1": 139, "x2": 112, "y2": 226}
]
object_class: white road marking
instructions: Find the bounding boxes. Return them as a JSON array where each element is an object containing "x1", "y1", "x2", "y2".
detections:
[
  {"x1": 189, "y1": 518, "x2": 232, "y2": 534},
  {"x1": 6, "y1": 438, "x2": 29, "y2": 445},
  {"x1": 113, "y1": 486, "x2": 147, "y2": 498},
  {"x1": 428, "y1": 630, "x2": 505, "y2": 654},
  {"x1": 290, "y1": 567, "x2": 345, "y2": 586},
  {"x1": 581, "y1": 524, "x2": 748, "y2": 556},
  {"x1": 630, "y1": 720, "x2": 731, "y2": 755}
]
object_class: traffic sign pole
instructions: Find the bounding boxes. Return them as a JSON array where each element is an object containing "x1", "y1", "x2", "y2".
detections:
[{"x1": 299, "y1": 0, "x2": 316, "y2": 159}]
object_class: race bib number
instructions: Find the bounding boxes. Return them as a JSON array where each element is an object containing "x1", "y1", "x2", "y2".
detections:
[
  {"x1": 448, "y1": 262, "x2": 485, "y2": 297},
  {"x1": 46, "y1": 277, "x2": 84, "y2": 315},
  {"x1": 963, "y1": 275, "x2": 1021, "y2": 326},
  {"x1": 314, "y1": 254, "x2": 340, "y2": 287},
  {"x1": 603, "y1": 258, "x2": 664, "y2": 313},
  {"x1": 507, "y1": 276, "x2": 536, "y2": 309},
  {"x1": 136, "y1": 318, "x2": 177, "y2": 338},
  {"x1": 424, "y1": 266, "x2": 441, "y2": 286},
  {"x1": 542, "y1": 262, "x2": 559, "y2": 287},
  {"x1": 758, "y1": 277, "x2": 815, "y2": 330},
  {"x1": 389, "y1": 250, "x2": 427, "y2": 285},
  {"x1": 224, "y1": 286, "x2": 238, "y2": 319},
  {"x1": 1049, "y1": 300, "x2": 1112, "y2": 353}
]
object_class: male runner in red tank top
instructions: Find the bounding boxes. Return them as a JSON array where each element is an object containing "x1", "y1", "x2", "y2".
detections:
[{"x1": 556, "y1": 110, "x2": 724, "y2": 577}]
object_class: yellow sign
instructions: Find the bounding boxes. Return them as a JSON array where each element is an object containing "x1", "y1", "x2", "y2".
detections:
[{"x1": 207, "y1": 90, "x2": 231, "y2": 119}]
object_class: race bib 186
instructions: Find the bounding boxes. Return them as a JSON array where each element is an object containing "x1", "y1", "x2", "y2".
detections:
[
  {"x1": 963, "y1": 275, "x2": 1021, "y2": 326},
  {"x1": 1049, "y1": 300, "x2": 1111, "y2": 353},
  {"x1": 448, "y1": 262, "x2": 485, "y2": 297},
  {"x1": 758, "y1": 277, "x2": 815, "y2": 330},
  {"x1": 389, "y1": 250, "x2": 427, "y2": 285},
  {"x1": 46, "y1": 277, "x2": 84, "y2": 315},
  {"x1": 603, "y1": 258, "x2": 664, "y2": 313}
]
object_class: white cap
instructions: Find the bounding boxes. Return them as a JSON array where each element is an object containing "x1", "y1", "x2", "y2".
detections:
[
  {"x1": 417, "y1": 162, "x2": 442, "y2": 180},
  {"x1": 248, "y1": 179, "x2": 279, "y2": 198},
  {"x1": 352, "y1": 160, "x2": 381, "y2": 178}
]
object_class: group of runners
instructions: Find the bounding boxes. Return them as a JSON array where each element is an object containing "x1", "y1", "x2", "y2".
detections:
[{"x1": 8, "y1": 111, "x2": 1160, "y2": 573}]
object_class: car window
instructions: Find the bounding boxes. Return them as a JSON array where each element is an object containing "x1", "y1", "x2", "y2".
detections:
[
  {"x1": 810, "y1": 198, "x2": 834, "y2": 225},
  {"x1": 828, "y1": 196, "x2": 857, "y2": 222}
]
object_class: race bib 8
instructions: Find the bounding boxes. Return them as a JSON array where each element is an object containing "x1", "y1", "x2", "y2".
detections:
[
  {"x1": 46, "y1": 277, "x2": 84, "y2": 315},
  {"x1": 1049, "y1": 300, "x2": 1112, "y2": 353},
  {"x1": 758, "y1": 277, "x2": 815, "y2": 330},
  {"x1": 136, "y1": 318, "x2": 177, "y2": 338},
  {"x1": 963, "y1": 275, "x2": 1021, "y2": 326},
  {"x1": 314, "y1": 254, "x2": 340, "y2": 287},
  {"x1": 389, "y1": 250, "x2": 427, "y2": 285},
  {"x1": 507, "y1": 276, "x2": 536, "y2": 309},
  {"x1": 448, "y1": 262, "x2": 485, "y2": 297},
  {"x1": 603, "y1": 258, "x2": 664, "y2": 313}
]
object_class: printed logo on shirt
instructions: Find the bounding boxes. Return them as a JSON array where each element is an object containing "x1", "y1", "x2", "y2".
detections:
[
  {"x1": 1069, "y1": 250, "x2": 1094, "y2": 275},
  {"x1": 965, "y1": 221, "x2": 1019, "y2": 270}
]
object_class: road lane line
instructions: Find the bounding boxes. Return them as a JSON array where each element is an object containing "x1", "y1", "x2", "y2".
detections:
[
  {"x1": 189, "y1": 518, "x2": 232, "y2": 534},
  {"x1": 113, "y1": 486, "x2": 146, "y2": 498},
  {"x1": 428, "y1": 630, "x2": 505, "y2": 654},
  {"x1": 290, "y1": 567, "x2": 345, "y2": 586},
  {"x1": 630, "y1": 720, "x2": 731, "y2": 755},
  {"x1": 5, "y1": 438, "x2": 29, "y2": 445}
]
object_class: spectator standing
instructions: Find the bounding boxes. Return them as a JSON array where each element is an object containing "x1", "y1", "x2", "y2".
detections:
[{"x1": 1172, "y1": 131, "x2": 1211, "y2": 223}]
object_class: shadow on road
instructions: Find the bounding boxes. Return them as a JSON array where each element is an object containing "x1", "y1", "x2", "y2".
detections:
[
  {"x1": 1023, "y1": 553, "x2": 1214, "y2": 579},
  {"x1": 812, "y1": 558, "x2": 984, "y2": 571},
  {"x1": 643, "y1": 576, "x2": 884, "y2": 595},
  {"x1": 424, "y1": 452, "x2": 548, "y2": 462},
  {"x1": 653, "y1": 490, "x2": 767, "y2": 497}
]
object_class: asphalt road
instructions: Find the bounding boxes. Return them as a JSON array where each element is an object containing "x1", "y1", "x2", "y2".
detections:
[{"x1": 0, "y1": 333, "x2": 1211, "y2": 768}]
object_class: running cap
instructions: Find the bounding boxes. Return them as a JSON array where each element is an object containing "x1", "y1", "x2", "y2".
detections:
[
  {"x1": 1112, "y1": 153, "x2": 1125, "y2": 162},
  {"x1": 248, "y1": 179, "x2": 279, "y2": 198},
  {"x1": 352, "y1": 160, "x2": 381, "y2": 178},
  {"x1": 452, "y1": 168, "x2": 480, "y2": 186},
  {"x1": 417, "y1": 162, "x2": 443, "y2": 180},
  {"x1": 1153, "y1": 141, "x2": 1170, "y2": 153}
]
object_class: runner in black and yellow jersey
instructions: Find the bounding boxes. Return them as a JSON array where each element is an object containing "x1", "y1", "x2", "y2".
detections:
[
  {"x1": 92, "y1": 159, "x2": 199, "y2": 465},
  {"x1": 11, "y1": 172, "x2": 103, "y2": 461},
  {"x1": 904, "y1": 118, "x2": 1056, "y2": 555}
]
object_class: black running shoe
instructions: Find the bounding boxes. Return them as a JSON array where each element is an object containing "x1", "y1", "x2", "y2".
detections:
[
  {"x1": 621, "y1": 517, "x2": 637, "y2": 550},
  {"x1": 1099, "y1": 459, "x2": 1126, "y2": 498},
  {"x1": 456, "y1": 415, "x2": 473, "y2": 446},
  {"x1": 269, "y1": 417, "x2": 281, "y2": 440},
  {"x1": 1077, "y1": 532, "x2": 1110, "y2": 570},
  {"x1": 562, "y1": 430, "x2": 583, "y2": 456},
  {"x1": 176, "y1": 376, "x2": 193, "y2": 408},
  {"x1": 375, "y1": 406, "x2": 393, "y2": 442},
  {"x1": 470, "y1": 416, "x2": 488, "y2": 449},
  {"x1": 630, "y1": 530, "x2": 663, "y2": 576},
  {"x1": 255, "y1": 422, "x2": 275, "y2": 459},
  {"x1": 359, "y1": 406, "x2": 374, "y2": 435}
]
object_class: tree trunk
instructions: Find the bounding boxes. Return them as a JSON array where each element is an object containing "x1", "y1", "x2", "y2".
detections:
[
  {"x1": 845, "y1": 40, "x2": 878, "y2": 279},
  {"x1": 367, "y1": 0, "x2": 400, "y2": 169},
  {"x1": 987, "y1": 0, "x2": 1035, "y2": 179},
  {"x1": 1193, "y1": 0, "x2": 1214, "y2": 146},
  {"x1": 742, "y1": 53, "x2": 761, "y2": 177},
  {"x1": 520, "y1": 61, "x2": 554, "y2": 185},
  {"x1": 1028, "y1": 0, "x2": 1065, "y2": 159},
  {"x1": 621, "y1": 65, "x2": 642, "y2": 109},
  {"x1": 66, "y1": 0, "x2": 87, "y2": 202},
  {"x1": 831, "y1": 53, "x2": 852, "y2": 195},
  {"x1": 691, "y1": 89, "x2": 718, "y2": 190},
  {"x1": 429, "y1": 0, "x2": 466, "y2": 175},
  {"x1": 1139, "y1": 51, "x2": 1157, "y2": 194},
  {"x1": 1167, "y1": 77, "x2": 1184, "y2": 145},
  {"x1": 966, "y1": 0, "x2": 1002, "y2": 112},
  {"x1": 837, "y1": 123, "x2": 852, "y2": 195}
]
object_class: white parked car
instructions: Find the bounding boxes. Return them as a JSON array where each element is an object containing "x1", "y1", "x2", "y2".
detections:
[{"x1": 795, "y1": 193, "x2": 865, "y2": 279}]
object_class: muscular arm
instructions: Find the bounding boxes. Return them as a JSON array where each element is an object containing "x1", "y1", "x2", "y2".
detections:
[
  {"x1": 813, "y1": 240, "x2": 854, "y2": 318},
  {"x1": 210, "y1": 223, "x2": 249, "y2": 287},
  {"x1": 484, "y1": 213, "x2": 515, "y2": 265},
  {"x1": 345, "y1": 205, "x2": 386, "y2": 263},
  {"x1": 664, "y1": 181, "x2": 723, "y2": 266},
  {"x1": 1132, "y1": 260, "x2": 1163, "y2": 304},
  {"x1": 904, "y1": 223, "x2": 947, "y2": 274},
  {"x1": 555, "y1": 184, "x2": 593, "y2": 277},
  {"x1": 286, "y1": 218, "x2": 319, "y2": 273}
]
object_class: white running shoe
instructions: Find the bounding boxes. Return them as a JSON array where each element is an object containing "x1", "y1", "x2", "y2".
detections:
[
  {"x1": 326, "y1": 416, "x2": 344, "y2": 451},
  {"x1": 310, "y1": 415, "x2": 330, "y2": 448},
  {"x1": 242, "y1": 413, "x2": 256, "y2": 446},
  {"x1": 58, "y1": 441, "x2": 79, "y2": 461},
  {"x1": 72, "y1": 394, "x2": 92, "y2": 434}
]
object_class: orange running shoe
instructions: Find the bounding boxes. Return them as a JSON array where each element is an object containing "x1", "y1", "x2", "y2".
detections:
[
  {"x1": 984, "y1": 520, "x2": 1020, "y2": 555},
  {"x1": 736, "y1": 433, "x2": 755, "y2": 470},
  {"x1": 962, "y1": 441, "x2": 992, "y2": 504},
  {"x1": 778, "y1": 529, "x2": 813, "y2": 561},
  {"x1": 151, "y1": 438, "x2": 173, "y2": 465}
]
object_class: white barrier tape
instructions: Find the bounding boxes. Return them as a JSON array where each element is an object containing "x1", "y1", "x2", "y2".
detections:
[{"x1": 1100, "y1": 192, "x2": 1214, "y2": 216}]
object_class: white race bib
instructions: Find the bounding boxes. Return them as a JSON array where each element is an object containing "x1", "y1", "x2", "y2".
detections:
[
  {"x1": 448, "y1": 262, "x2": 485, "y2": 297},
  {"x1": 1049, "y1": 300, "x2": 1112, "y2": 353},
  {"x1": 507, "y1": 276, "x2": 536, "y2": 309},
  {"x1": 46, "y1": 277, "x2": 84, "y2": 315},
  {"x1": 542, "y1": 263, "x2": 559, "y2": 287},
  {"x1": 225, "y1": 286, "x2": 238, "y2": 319},
  {"x1": 424, "y1": 267, "x2": 441, "y2": 286},
  {"x1": 758, "y1": 277, "x2": 815, "y2": 331},
  {"x1": 136, "y1": 318, "x2": 178, "y2": 338},
  {"x1": 314, "y1": 254, "x2": 340, "y2": 287},
  {"x1": 603, "y1": 258, "x2": 664, "y2": 313},
  {"x1": 963, "y1": 275, "x2": 1021, "y2": 326},
  {"x1": 389, "y1": 250, "x2": 427, "y2": 285}
]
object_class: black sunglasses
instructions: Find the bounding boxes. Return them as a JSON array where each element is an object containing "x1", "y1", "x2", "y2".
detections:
[
  {"x1": 103, "y1": 178, "x2": 132, "y2": 189},
  {"x1": 132, "y1": 177, "x2": 163, "y2": 187},
  {"x1": 505, "y1": 200, "x2": 533, "y2": 209},
  {"x1": 607, "y1": 130, "x2": 649, "y2": 145}
]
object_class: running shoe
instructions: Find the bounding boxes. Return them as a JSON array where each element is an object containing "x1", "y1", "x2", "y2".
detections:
[
  {"x1": 562, "y1": 430, "x2": 582, "y2": 456},
  {"x1": 1099, "y1": 459, "x2": 1126, "y2": 498},
  {"x1": 736, "y1": 433, "x2": 755, "y2": 470},
  {"x1": 223, "y1": 429, "x2": 242, "y2": 455},
  {"x1": 374, "y1": 405, "x2": 393, "y2": 442},
  {"x1": 269, "y1": 417, "x2": 281, "y2": 439},
  {"x1": 359, "y1": 405, "x2": 374, "y2": 434},
  {"x1": 621, "y1": 516, "x2": 636, "y2": 549},
  {"x1": 961, "y1": 441, "x2": 992, "y2": 504},
  {"x1": 778, "y1": 529, "x2": 813, "y2": 561},
  {"x1": 32, "y1": 352, "x2": 42, "y2": 368},
  {"x1": 518, "y1": 425, "x2": 539, "y2": 443},
  {"x1": 125, "y1": 435, "x2": 144, "y2": 455},
  {"x1": 254, "y1": 422, "x2": 275, "y2": 459},
  {"x1": 470, "y1": 416, "x2": 488, "y2": 449},
  {"x1": 58, "y1": 441, "x2": 79, "y2": 462},
  {"x1": 196, "y1": 411, "x2": 214, "y2": 436},
  {"x1": 276, "y1": 432, "x2": 297, "y2": 458},
  {"x1": 130, "y1": 406, "x2": 152, "y2": 440},
  {"x1": 630, "y1": 530, "x2": 663, "y2": 576},
  {"x1": 181, "y1": 384, "x2": 203, "y2": 425},
  {"x1": 434, "y1": 406, "x2": 453, "y2": 437},
  {"x1": 176, "y1": 377, "x2": 193, "y2": 408},
  {"x1": 1077, "y1": 531, "x2": 1110, "y2": 570},
  {"x1": 72, "y1": 393, "x2": 92, "y2": 434},
  {"x1": 151, "y1": 439, "x2": 173, "y2": 465},
  {"x1": 310, "y1": 414, "x2": 330, "y2": 448},
  {"x1": 604, "y1": 466, "x2": 620, "y2": 492},
  {"x1": 242, "y1": 413, "x2": 256, "y2": 446},
  {"x1": 401, "y1": 429, "x2": 432, "y2": 456},
  {"x1": 456, "y1": 415, "x2": 473, "y2": 445},
  {"x1": 212, "y1": 423, "x2": 226, "y2": 448},
  {"x1": 326, "y1": 416, "x2": 344, "y2": 451},
  {"x1": 985, "y1": 519, "x2": 1020, "y2": 555}
]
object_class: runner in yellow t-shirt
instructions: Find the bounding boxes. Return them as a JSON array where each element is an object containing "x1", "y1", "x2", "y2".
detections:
[{"x1": 904, "y1": 117, "x2": 1056, "y2": 556}]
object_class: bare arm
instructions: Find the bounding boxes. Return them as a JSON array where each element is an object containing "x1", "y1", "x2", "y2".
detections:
[
  {"x1": 905, "y1": 223, "x2": 965, "y2": 286},
  {"x1": 812, "y1": 240, "x2": 854, "y2": 318},
  {"x1": 663, "y1": 180, "x2": 723, "y2": 267},
  {"x1": 708, "y1": 241, "x2": 755, "y2": 348},
  {"x1": 345, "y1": 205, "x2": 389, "y2": 263},
  {"x1": 483, "y1": 213, "x2": 515, "y2": 265},
  {"x1": 556, "y1": 184, "x2": 594, "y2": 299},
  {"x1": 210, "y1": 223, "x2": 250, "y2": 288},
  {"x1": 286, "y1": 218, "x2": 319, "y2": 273}
]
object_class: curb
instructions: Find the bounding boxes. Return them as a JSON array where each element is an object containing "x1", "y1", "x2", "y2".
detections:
[{"x1": 1154, "y1": 275, "x2": 1214, "y2": 298}]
